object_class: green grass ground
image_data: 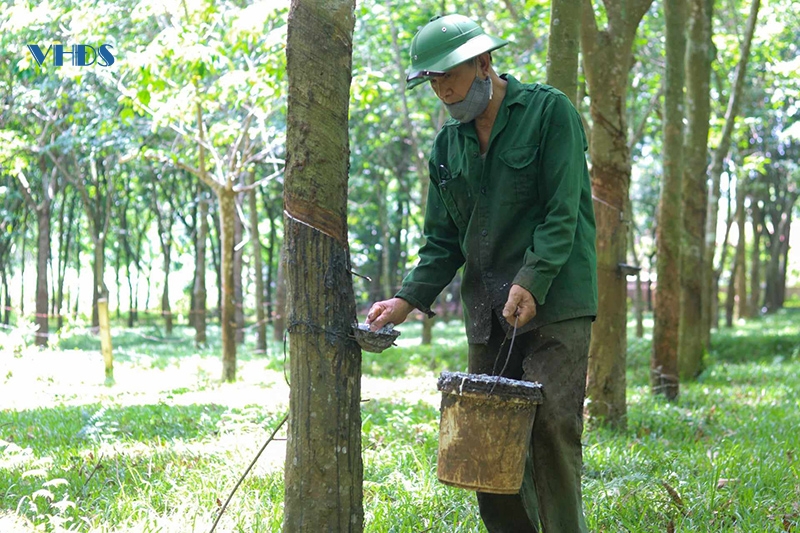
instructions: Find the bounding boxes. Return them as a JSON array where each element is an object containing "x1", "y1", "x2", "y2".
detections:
[{"x1": 1, "y1": 310, "x2": 799, "y2": 532}]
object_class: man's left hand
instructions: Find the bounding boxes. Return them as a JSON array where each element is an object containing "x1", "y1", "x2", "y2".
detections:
[{"x1": 503, "y1": 284, "x2": 537, "y2": 328}]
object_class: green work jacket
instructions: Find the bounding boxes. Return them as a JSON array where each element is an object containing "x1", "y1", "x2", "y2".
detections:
[{"x1": 395, "y1": 75, "x2": 597, "y2": 344}]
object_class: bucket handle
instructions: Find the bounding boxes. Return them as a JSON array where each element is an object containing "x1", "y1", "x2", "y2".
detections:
[{"x1": 489, "y1": 314, "x2": 519, "y2": 395}]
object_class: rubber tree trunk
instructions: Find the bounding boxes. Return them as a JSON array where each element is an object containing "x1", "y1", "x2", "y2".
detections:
[
  {"x1": 713, "y1": 184, "x2": 736, "y2": 330},
  {"x1": 678, "y1": 0, "x2": 713, "y2": 379},
  {"x1": 161, "y1": 249, "x2": 173, "y2": 334},
  {"x1": 194, "y1": 189, "x2": 209, "y2": 346},
  {"x1": 34, "y1": 202, "x2": 50, "y2": 346},
  {"x1": 702, "y1": 0, "x2": 760, "y2": 342},
  {"x1": 248, "y1": 173, "x2": 267, "y2": 353},
  {"x1": 92, "y1": 238, "x2": 106, "y2": 329},
  {"x1": 628, "y1": 222, "x2": 644, "y2": 338},
  {"x1": 735, "y1": 182, "x2": 748, "y2": 320},
  {"x1": 19, "y1": 213, "x2": 26, "y2": 317},
  {"x1": 749, "y1": 200, "x2": 762, "y2": 315},
  {"x1": 1, "y1": 269, "x2": 9, "y2": 324},
  {"x1": 725, "y1": 247, "x2": 739, "y2": 328},
  {"x1": 545, "y1": 0, "x2": 581, "y2": 104},
  {"x1": 219, "y1": 189, "x2": 237, "y2": 381},
  {"x1": 282, "y1": 0, "x2": 362, "y2": 529},
  {"x1": 651, "y1": 0, "x2": 686, "y2": 400},
  {"x1": 581, "y1": 0, "x2": 653, "y2": 428},
  {"x1": 234, "y1": 200, "x2": 245, "y2": 345}
]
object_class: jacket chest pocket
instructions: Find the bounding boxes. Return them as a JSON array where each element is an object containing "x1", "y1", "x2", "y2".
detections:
[
  {"x1": 500, "y1": 144, "x2": 539, "y2": 203},
  {"x1": 437, "y1": 166, "x2": 474, "y2": 230}
]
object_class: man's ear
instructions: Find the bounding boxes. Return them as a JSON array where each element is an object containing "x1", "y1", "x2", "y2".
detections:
[{"x1": 478, "y1": 53, "x2": 492, "y2": 78}]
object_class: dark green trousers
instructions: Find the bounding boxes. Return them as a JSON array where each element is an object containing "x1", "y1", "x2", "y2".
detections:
[{"x1": 468, "y1": 314, "x2": 591, "y2": 533}]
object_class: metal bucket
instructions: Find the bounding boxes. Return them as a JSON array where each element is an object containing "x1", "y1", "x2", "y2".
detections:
[{"x1": 436, "y1": 371, "x2": 543, "y2": 494}]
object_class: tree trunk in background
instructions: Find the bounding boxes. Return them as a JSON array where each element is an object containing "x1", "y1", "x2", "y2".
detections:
[
  {"x1": 713, "y1": 181, "x2": 736, "y2": 330},
  {"x1": 735, "y1": 182, "x2": 747, "y2": 320},
  {"x1": 546, "y1": 0, "x2": 582, "y2": 103},
  {"x1": 273, "y1": 246, "x2": 286, "y2": 341},
  {"x1": 219, "y1": 190, "x2": 237, "y2": 381},
  {"x1": 282, "y1": 0, "x2": 362, "y2": 529},
  {"x1": 127, "y1": 269, "x2": 135, "y2": 328},
  {"x1": 380, "y1": 181, "x2": 392, "y2": 301},
  {"x1": 678, "y1": 0, "x2": 713, "y2": 379},
  {"x1": 193, "y1": 191, "x2": 208, "y2": 346},
  {"x1": 702, "y1": 0, "x2": 760, "y2": 343},
  {"x1": 778, "y1": 220, "x2": 791, "y2": 307},
  {"x1": 234, "y1": 199, "x2": 245, "y2": 345},
  {"x1": 628, "y1": 223, "x2": 644, "y2": 339},
  {"x1": 248, "y1": 173, "x2": 267, "y2": 353},
  {"x1": 19, "y1": 212, "x2": 26, "y2": 317},
  {"x1": 92, "y1": 238, "x2": 107, "y2": 329},
  {"x1": 651, "y1": 0, "x2": 685, "y2": 400},
  {"x1": 725, "y1": 247, "x2": 738, "y2": 327},
  {"x1": 33, "y1": 203, "x2": 50, "y2": 346},
  {"x1": 581, "y1": 0, "x2": 653, "y2": 428},
  {"x1": 264, "y1": 198, "x2": 278, "y2": 324},
  {"x1": 749, "y1": 200, "x2": 762, "y2": 315},
  {"x1": 2, "y1": 269, "x2": 9, "y2": 324},
  {"x1": 161, "y1": 250, "x2": 173, "y2": 334},
  {"x1": 211, "y1": 210, "x2": 223, "y2": 320}
]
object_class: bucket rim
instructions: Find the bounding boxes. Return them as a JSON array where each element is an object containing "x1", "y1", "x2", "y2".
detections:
[{"x1": 437, "y1": 371, "x2": 543, "y2": 403}]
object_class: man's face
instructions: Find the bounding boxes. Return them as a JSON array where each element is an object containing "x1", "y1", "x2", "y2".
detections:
[{"x1": 429, "y1": 60, "x2": 478, "y2": 104}]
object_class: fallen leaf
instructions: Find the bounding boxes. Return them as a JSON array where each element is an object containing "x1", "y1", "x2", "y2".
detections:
[
  {"x1": 716, "y1": 478, "x2": 739, "y2": 489},
  {"x1": 661, "y1": 481, "x2": 685, "y2": 513}
]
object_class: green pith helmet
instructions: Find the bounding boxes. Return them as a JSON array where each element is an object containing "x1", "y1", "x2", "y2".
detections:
[{"x1": 406, "y1": 14, "x2": 508, "y2": 90}]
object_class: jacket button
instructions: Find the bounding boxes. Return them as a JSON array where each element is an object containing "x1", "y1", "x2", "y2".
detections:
[
  {"x1": 481, "y1": 229, "x2": 488, "y2": 237},
  {"x1": 486, "y1": 272, "x2": 493, "y2": 278},
  {"x1": 480, "y1": 187, "x2": 486, "y2": 194}
]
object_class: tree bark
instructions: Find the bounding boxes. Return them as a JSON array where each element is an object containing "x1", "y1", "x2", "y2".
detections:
[
  {"x1": 749, "y1": 199, "x2": 762, "y2": 315},
  {"x1": 92, "y1": 238, "x2": 107, "y2": 329},
  {"x1": 628, "y1": 220, "x2": 644, "y2": 338},
  {"x1": 282, "y1": 0, "x2": 362, "y2": 530},
  {"x1": 193, "y1": 189, "x2": 208, "y2": 345},
  {"x1": 778, "y1": 219, "x2": 791, "y2": 307},
  {"x1": 725, "y1": 242, "x2": 739, "y2": 327},
  {"x1": 702, "y1": 0, "x2": 760, "y2": 341},
  {"x1": 220, "y1": 189, "x2": 237, "y2": 381},
  {"x1": 581, "y1": 0, "x2": 653, "y2": 428},
  {"x1": 678, "y1": 0, "x2": 713, "y2": 379},
  {"x1": 735, "y1": 181, "x2": 747, "y2": 320},
  {"x1": 546, "y1": 0, "x2": 582, "y2": 104},
  {"x1": 651, "y1": 0, "x2": 686, "y2": 400},
  {"x1": 234, "y1": 196, "x2": 245, "y2": 345},
  {"x1": 34, "y1": 202, "x2": 50, "y2": 346},
  {"x1": 712, "y1": 185, "x2": 736, "y2": 329},
  {"x1": 248, "y1": 172, "x2": 267, "y2": 353},
  {"x1": 273, "y1": 243, "x2": 287, "y2": 341}
]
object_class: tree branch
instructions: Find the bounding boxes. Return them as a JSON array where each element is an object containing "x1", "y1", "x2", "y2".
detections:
[
  {"x1": 628, "y1": 86, "x2": 663, "y2": 150},
  {"x1": 15, "y1": 171, "x2": 37, "y2": 211},
  {"x1": 233, "y1": 168, "x2": 284, "y2": 194}
]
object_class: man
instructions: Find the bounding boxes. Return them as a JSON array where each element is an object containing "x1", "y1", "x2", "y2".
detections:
[{"x1": 366, "y1": 14, "x2": 597, "y2": 533}]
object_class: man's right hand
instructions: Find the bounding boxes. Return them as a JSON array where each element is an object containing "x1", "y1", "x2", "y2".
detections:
[{"x1": 366, "y1": 298, "x2": 414, "y2": 332}]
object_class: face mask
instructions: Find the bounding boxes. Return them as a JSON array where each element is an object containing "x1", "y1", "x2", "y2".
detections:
[{"x1": 444, "y1": 73, "x2": 492, "y2": 123}]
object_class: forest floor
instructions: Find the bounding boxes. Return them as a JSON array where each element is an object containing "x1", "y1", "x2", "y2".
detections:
[{"x1": 0, "y1": 309, "x2": 799, "y2": 532}]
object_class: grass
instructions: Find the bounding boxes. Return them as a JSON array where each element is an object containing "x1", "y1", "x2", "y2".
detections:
[{"x1": 1, "y1": 310, "x2": 799, "y2": 532}]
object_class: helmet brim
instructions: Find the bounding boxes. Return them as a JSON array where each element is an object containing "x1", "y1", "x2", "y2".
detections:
[{"x1": 406, "y1": 34, "x2": 508, "y2": 90}]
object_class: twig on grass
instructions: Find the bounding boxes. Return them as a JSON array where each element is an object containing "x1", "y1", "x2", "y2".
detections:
[{"x1": 209, "y1": 411, "x2": 289, "y2": 533}]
